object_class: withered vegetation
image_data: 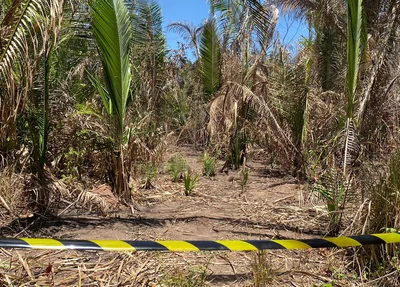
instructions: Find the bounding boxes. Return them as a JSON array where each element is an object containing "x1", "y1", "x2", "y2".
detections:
[{"x1": 1, "y1": 0, "x2": 400, "y2": 286}]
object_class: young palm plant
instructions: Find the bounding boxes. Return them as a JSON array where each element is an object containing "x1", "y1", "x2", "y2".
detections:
[
  {"x1": 343, "y1": 0, "x2": 364, "y2": 176},
  {"x1": 89, "y1": 0, "x2": 132, "y2": 201},
  {"x1": 206, "y1": 0, "x2": 280, "y2": 169}
]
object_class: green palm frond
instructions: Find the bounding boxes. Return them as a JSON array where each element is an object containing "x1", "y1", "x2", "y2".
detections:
[
  {"x1": 131, "y1": 0, "x2": 166, "y2": 119},
  {"x1": 342, "y1": 0, "x2": 364, "y2": 176},
  {"x1": 132, "y1": 0, "x2": 165, "y2": 57},
  {"x1": 200, "y1": 19, "x2": 222, "y2": 98},
  {"x1": 87, "y1": 71, "x2": 112, "y2": 115},
  {"x1": 346, "y1": 0, "x2": 363, "y2": 119},
  {"x1": 90, "y1": 0, "x2": 132, "y2": 136},
  {"x1": 0, "y1": 0, "x2": 48, "y2": 76},
  {"x1": 208, "y1": 0, "x2": 238, "y2": 42},
  {"x1": 208, "y1": 0, "x2": 230, "y2": 14},
  {"x1": 244, "y1": 0, "x2": 272, "y2": 50},
  {"x1": 209, "y1": 0, "x2": 272, "y2": 49}
]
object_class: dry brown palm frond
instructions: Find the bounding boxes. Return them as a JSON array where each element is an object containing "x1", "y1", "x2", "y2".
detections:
[
  {"x1": 208, "y1": 80, "x2": 295, "y2": 160},
  {"x1": 0, "y1": 0, "x2": 48, "y2": 74},
  {"x1": 67, "y1": 58, "x2": 92, "y2": 82},
  {"x1": 0, "y1": 166, "x2": 24, "y2": 217},
  {"x1": 307, "y1": 90, "x2": 345, "y2": 143},
  {"x1": 47, "y1": 172, "x2": 71, "y2": 199},
  {"x1": 1, "y1": 0, "x2": 64, "y2": 147},
  {"x1": 273, "y1": 0, "x2": 319, "y2": 17},
  {"x1": 77, "y1": 185, "x2": 117, "y2": 216},
  {"x1": 220, "y1": 51, "x2": 244, "y2": 84}
]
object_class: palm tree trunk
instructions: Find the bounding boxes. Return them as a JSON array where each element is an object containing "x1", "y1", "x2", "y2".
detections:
[
  {"x1": 34, "y1": 47, "x2": 52, "y2": 212},
  {"x1": 113, "y1": 141, "x2": 131, "y2": 203}
]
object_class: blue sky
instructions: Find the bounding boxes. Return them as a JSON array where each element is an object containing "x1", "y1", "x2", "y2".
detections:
[
  {"x1": 158, "y1": 0, "x2": 309, "y2": 55},
  {"x1": 159, "y1": 0, "x2": 210, "y2": 49}
]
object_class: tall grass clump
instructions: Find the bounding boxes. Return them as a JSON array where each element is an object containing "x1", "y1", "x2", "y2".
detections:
[
  {"x1": 357, "y1": 149, "x2": 400, "y2": 286},
  {"x1": 0, "y1": 168, "x2": 23, "y2": 216}
]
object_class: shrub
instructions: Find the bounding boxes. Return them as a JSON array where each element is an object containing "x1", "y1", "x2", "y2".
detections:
[
  {"x1": 166, "y1": 153, "x2": 188, "y2": 182},
  {"x1": 61, "y1": 147, "x2": 85, "y2": 183}
]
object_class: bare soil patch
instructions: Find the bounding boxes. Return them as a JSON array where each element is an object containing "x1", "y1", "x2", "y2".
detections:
[{"x1": 0, "y1": 145, "x2": 358, "y2": 286}]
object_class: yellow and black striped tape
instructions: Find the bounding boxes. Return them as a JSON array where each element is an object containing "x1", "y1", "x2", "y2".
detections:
[{"x1": 0, "y1": 233, "x2": 399, "y2": 252}]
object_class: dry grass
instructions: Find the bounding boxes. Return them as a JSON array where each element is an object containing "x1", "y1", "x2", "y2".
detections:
[
  {"x1": 0, "y1": 248, "x2": 356, "y2": 287},
  {"x1": 0, "y1": 168, "x2": 25, "y2": 218},
  {"x1": 0, "y1": 249, "x2": 164, "y2": 286}
]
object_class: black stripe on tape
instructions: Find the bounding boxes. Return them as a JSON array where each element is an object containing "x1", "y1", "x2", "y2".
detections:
[
  {"x1": 300, "y1": 239, "x2": 338, "y2": 248},
  {"x1": 126, "y1": 241, "x2": 169, "y2": 251},
  {"x1": 349, "y1": 235, "x2": 386, "y2": 246},
  {"x1": 186, "y1": 241, "x2": 230, "y2": 250},
  {"x1": 245, "y1": 240, "x2": 285, "y2": 250},
  {"x1": 58, "y1": 240, "x2": 102, "y2": 250},
  {"x1": 0, "y1": 239, "x2": 31, "y2": 249}
]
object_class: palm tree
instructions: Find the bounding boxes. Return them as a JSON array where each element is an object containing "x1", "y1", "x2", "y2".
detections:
[
  {"x1": 0, "y1": 0, "x2": 50, "y2": 149},
  {"x1": 89, "y1": 0, "x2": 132, "y2": 201},
  {"x1": 167, "y1": 21, "x2": 203, "y2": 60},
  {"x1": 131, "y1": 0, "x2": 167, "y2": 123},
  {"x1": 206, "y1": 0, "x2": 294, "y2": 170},
  {"x1": 342, "y1": 0, "x2": 364, "y2": 176},
  {"x1": 209, "y1": 0, "x2": 274, "y2": 58},
  {"x1": 0, "y1": 0, "x2": 64, "y2": 210},
  {"x1": 276, "y1": 0, "x2": 346, "y2": 92}
]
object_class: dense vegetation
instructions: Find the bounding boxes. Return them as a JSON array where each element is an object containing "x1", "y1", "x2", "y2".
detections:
[{"x1": 1, "y1": 0, "x2": 400, "y2": 285}]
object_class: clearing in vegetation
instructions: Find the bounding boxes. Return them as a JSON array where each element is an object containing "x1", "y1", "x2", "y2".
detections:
[{"x1": 1, "y1": 0, "x2": 400, "y2": 286}]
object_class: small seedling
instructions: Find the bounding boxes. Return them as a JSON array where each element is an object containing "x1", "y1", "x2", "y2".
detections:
[
  {"x1": 139, "y1": 162, "x2": 157, "y2": 189},
  {"x1": 313, "y1": 168, "x2": 348, "y2": 235},
  {"x1": 252, "y1": 250, "x2": 274, "y2": 286},
  {"x1": 162, "y1": 266, "x2": 207, "y2": 287},
  {"x1": 239, "y1": 167, "x2": 249, "y2": 194},
  {"x1": 183, "y1": 172, "x2": 199, "y2": 196},
  {"x1": 166, "y1": 154, "x2": 188, "y2": 182},
  {"x1": 201, "y1": 152, "x2": 216, "y2": 177}
]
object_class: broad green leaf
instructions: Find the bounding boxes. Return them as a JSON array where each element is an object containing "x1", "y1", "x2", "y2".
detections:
[{"x1": 89, "y1": 0, "x2": 132, "y2": 136}]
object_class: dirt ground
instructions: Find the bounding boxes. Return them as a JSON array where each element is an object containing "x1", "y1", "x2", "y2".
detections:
[{"x1": 0, "y1": 145, "x2": 363, "y2": 286}]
